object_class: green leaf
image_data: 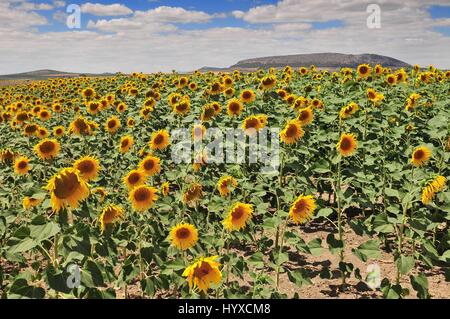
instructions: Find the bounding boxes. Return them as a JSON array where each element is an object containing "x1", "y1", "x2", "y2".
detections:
[
  {"x1": 385, "y1": 188, "x2": 400, "y2": 198},
  {"x1": 287, "y1": 269, "x2": 312, "y2": 288},
  {"x1": 396, "y1": 255, "x2": 415, "y2": 276},
  {"x1": 352, "y1": 240, "x2": 381, "y2": 262},
  {"x1": 9, "y1": 278, "x2": 45, "y2": 299},
  {"x1": 316, "y1": 208, "x2": 333, "y2": 218},
  {"x1": 307, "y1": 238, "x2": 323, "y2": 256},
  {"x1": 326, "y1": 233, "x2": 343, "y2": 255},
  {"x1": 410, "y1": 273, "x2": 430, "y2": 299},
  {"x1": 248, "y1": 252, "x2": 265, "y2": 269},
  {"x1": 30, "y1": 222, "x2": 60, "y2": 243},
  {"x1": 8, "y1": 238, "x2": 38, "y2": 254}
]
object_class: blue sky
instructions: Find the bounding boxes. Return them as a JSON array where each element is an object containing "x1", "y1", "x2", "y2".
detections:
[{"x1": 1, "y1": 1, "x2": 449, "y2": 73}]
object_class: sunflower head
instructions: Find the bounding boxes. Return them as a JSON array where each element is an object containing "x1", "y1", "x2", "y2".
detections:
[
  {"x1": 183, "y1": 183, "x2": 203, "y2": 204},
  {"x1": 99, "y1": 205, "x2": 124, "y2": 233},
  {"x1": 217, "y1": 176, "x2": 238, "y2": 196},
  {"x1": 34, "y1": 138, "x2": 60, "y2": 160},
  {"x1": 23, "y1": 196, "x2": 43, "y2": 210},
  {"x1": 14, "y1": 156, "x2": 31, "y2": 175},
  {"x1": 123, "y1": 169, "x2": 147, "y2": 190},
  {"x1": 119, "y1": 135, "x2": 134, "y2": 153},
  {"x1": 280, "y1": 119, "x2": 304, "y2": 144},
  {"x1": 337, "y1": 133, "x2": 358, "y2": 157},
  {"x1": 357, "y1": 64, "x2": 371, "y2": 78},
  {"x1": 411, "y1": 146, "x2": 431, "y2": 167},
  {"x1": 53, "y1": 125, "x2": 65, "y2": 137},
  {"x1": 182, "y1": 256, "x2": 222, "y2": 293},
  {"x1": 223, "y1": 202, "x2": 253, "y2": 231},
  {"x1": 289, "y1": 195, "x2": 316, "y2": 224},
  {"x1": 45, "y1": 167, "x2": 90, "y2": 213},
  {"x1": 150, "y1": 129, "x2": 170, "y2": 150},
  {"x1": 242, "y1": 115, "x2": 262, "y2": 135},
  {"x1": 226, "y1": 98, "x2": 244, "y2": 117},
  {"x1": 129, "y1": 185, "x2": 158, "y2": 212},
  {"x1": 161, "y1": 181, "x2": 170, "y2": 197},
  {"x1": 297, "y1": 107, "x2": 314, "y2": 126},
  {"x1": 240, "y1": 89, "x2": 256, "y2": 103},
  {"x1": 169, "y1": 223, "x2": 199, "y2": 250},
  {"x1": 139, "y1": 155, "x2": 161, "y2": 176},
  {"x1": 73, "y1": 156, "x2": 100, "y2": 182},
  {"x1": 105, "y1": 116, "x2": 121, "y2": 134}
]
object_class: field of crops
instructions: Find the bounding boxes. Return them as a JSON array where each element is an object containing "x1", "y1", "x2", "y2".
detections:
[{"x1": 0, "y1": 65, "x2": 449, "y2": 299}]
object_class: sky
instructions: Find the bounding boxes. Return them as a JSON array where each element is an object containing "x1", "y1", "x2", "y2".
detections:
[{"x1": 0, "y1": 0, "x2": 450, "y2": 74}]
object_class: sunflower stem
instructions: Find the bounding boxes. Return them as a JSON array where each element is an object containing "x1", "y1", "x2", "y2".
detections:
[
  {"x1": 336, "y1": 157, "x2": 346, "y2": 290},
  {"x1": 275, "y1": 215, "x2": 288, "y2": 292}
]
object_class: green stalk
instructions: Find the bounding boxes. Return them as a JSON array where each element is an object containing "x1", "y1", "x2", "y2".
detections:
[{"x1": 275, "y1": 216, "x2": 289, "y2": 291}]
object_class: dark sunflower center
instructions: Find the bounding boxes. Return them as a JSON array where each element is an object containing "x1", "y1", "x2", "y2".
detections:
[
  {"x1": 134, "y1": 188, "x2": 150, "y2": 201},
  {"x1": 414, "y1": 150, "x2": 424, "y2": 160},
  {"x1": 176, "y1": 227, "x2": 191, "y2": 239},
  {"x1": 340, "y1": 137, "x2": 352, "y2": 151},
  {"x1": 286, "y1": 124, "x2": 298, "y2": 137},
  {"x1": 154, "y1": 134, "x2": 164, "y2": 145},
  {"x1": 54, "y1": 172, "x2": 79, "y2": 199},
  {"x1": 242, "y1": 91, "x2": 252, "y2": 99},
  {"x1": 108, "y1": 121, "x2": 116, "y2": 129},
  {"x1": 231, "y1": 207, "x2": 245, "y2": 220},
  {"x1": 40, "y1": 141, "x2": 55, "y2": 153},
  {"x1": 144, "y1": 159, "x2": 155, "y2": 170},
  {"x1": 18, "y1": 161, "x2": 27, "y2": 169},
  {"x1": 128, "y1": 172, "x2": 141, "y2": 184},
  {"x1": 78, "y1": 160, "x2": 94, "y2": 173}
]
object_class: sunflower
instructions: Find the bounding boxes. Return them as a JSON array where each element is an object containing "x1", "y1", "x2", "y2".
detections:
[
  {"x1": 38, "y1": 109, "x2": 51, "y2": 121},
  {"x1": 161, "y1": 181, "x2": 170, "y2": 196},
  {"x1": 289, "y1": 194, "x2": 317, "y2": 224},
  {"x1": 421, "y1": 176, "x2": 446, "y2": 205},
  {"x1": 24, "y1": 123, "x2": 38, "y2": 136},
  {"x1": 14, "y1": 156, "x2": 31, "y2": 175},
  {"x1": 127, "y1": 118, "x2": 135, "y2": 128},
  {"x1": 357, "y1": 64, "x2": 371, "y2": 78},
  {"x1": 260, "y1": 75, "x2": 277, "y2": 90},
  {"x1": 280, "y1": 119, "x2": 304, "y2": 144},
  {"x1": 99, "y1": 205, "x2": 124, "y2": 233},
  {"x1": 123, "y1": 169, "x2": 147, "y2": 190},
  {"x1": 15, "y1": 111, "x2": 29, "y2": 123},
  {"x1": 140, "y1": 106, "x2": 154, "y2": 120},
  {"x1": 0, "y1": 149, "x2": 16, "y2": 163},
  {"x1": 119, "y1": 135, "x2": 134, "y2": 153},
  {"x1": 183, "y1": 183, "x2": 203, "y2": 204},
  {"x1": 92, "y1": 187, "x2": 107, "y2": 203},
  {"x1": 23, "y1": 196, "x2": 43, "y2": 210},
  {"x1": 82, "y1": 87, "x2": 95, "y2": 100},
  {"x1": 242, "y1": 115, "x2": 262, "y2": 134},
  {"x1": 34, "y1": 138, "x2": 60, "y2": 160},
  {"x1": 337, "y1": 133, "x2": 357, "y2": 157},
  {"x1": 201, "y1": 104, "x2": 217, "y2": 121},
  {"x1": 182, "y1": 256, "x2": 221, "y2": 293},
  {"x1": 105, "y1": 116, "x2": 121, "y2": 134},
  {"x1": 411, "y1": 146, "x2": 431, "y2": 167},
  {"x1": 73, "y1": 156, "x2": 100, "y2": 181},
  {"x1": 367, "y1": 88, "x2": 378, "y2": 102},
  {"x1": 223, "y1": 87, "x2": 235, "y2": 98},
  {"x1": 226, "y1": 98, "x2": 244, "y2": 117},
  {"x1": 217, "y1": 176, "x2": 238, "y2": 196},
  {"x1": 86, "y1": 101, "x2": 100, "y2": 115},
  {"x1": 386, "y1": 74, "x2": 397, "y2": 86},
  {"x1": 257, "y1": 114, "x2": 268, "y2": 127},
  {"x1": 150, "y1": 129, "x2": 170, "y2": 150},
  {"x1": 223, "y1": 202, "x2": 253, "y2": 231},
  {"x1": 297, "y1": 107, "x2": 314, "y2": 126},
  {"x1": 339, "y1": 102, "x2": 359, "y2": 119},
  {"x1": 139, "y1": 155, "x2": 161, "y2": 176},
  {"x1": 129, "y1": 185, "x2": 158, "y2": 212},
  {"x1": 45, "y1": 167, "x2": 90, "y2": 213},
  {"x1": 53, "y1": 125, "x2": 65, "y2": 137},
  {"x1": 169, "y1": 223, "x2": 199, "y2": 250},
  {"x1": 116, "y1": 102, "x2": 127, "y2": 113},
  {"x1": 240, "y1": 89, "x2": 256, "y2": 103},
  {"x1": 173, "y1": 97, "x2": 190, "y2": 115},
  {"x1": 68, "y1": 116, "x2": 94, "y2": 136},
  {"x1": 37, "y1": 127, "x2": 49, "y2": 139}
]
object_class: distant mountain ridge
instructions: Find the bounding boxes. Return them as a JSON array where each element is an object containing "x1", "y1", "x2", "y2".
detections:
[
  {"x1": 200, "y1": 53, "x2": 411, "y2": 72},
  {"x1": 0, "y1": 69, "x2": 114, "y2": 80}
]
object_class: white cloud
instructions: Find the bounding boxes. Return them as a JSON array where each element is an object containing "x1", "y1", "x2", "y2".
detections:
[
  {"x1": 81, "y1": 2, "x2": 133, "y2": 16},
  {"x1": 18, "y1": 2, "x2": 54, "y2": 11},
  {"x1": 0, "y1": 1, "x2": 449, "y2": 74},
  {"x1": 53, "y1": 1, "x2": 66, "y2": 8}
]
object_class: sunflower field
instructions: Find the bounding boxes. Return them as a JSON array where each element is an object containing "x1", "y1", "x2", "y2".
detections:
[{"x1": 0, "y1": 64, "x2": 449, "y2": 299}]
